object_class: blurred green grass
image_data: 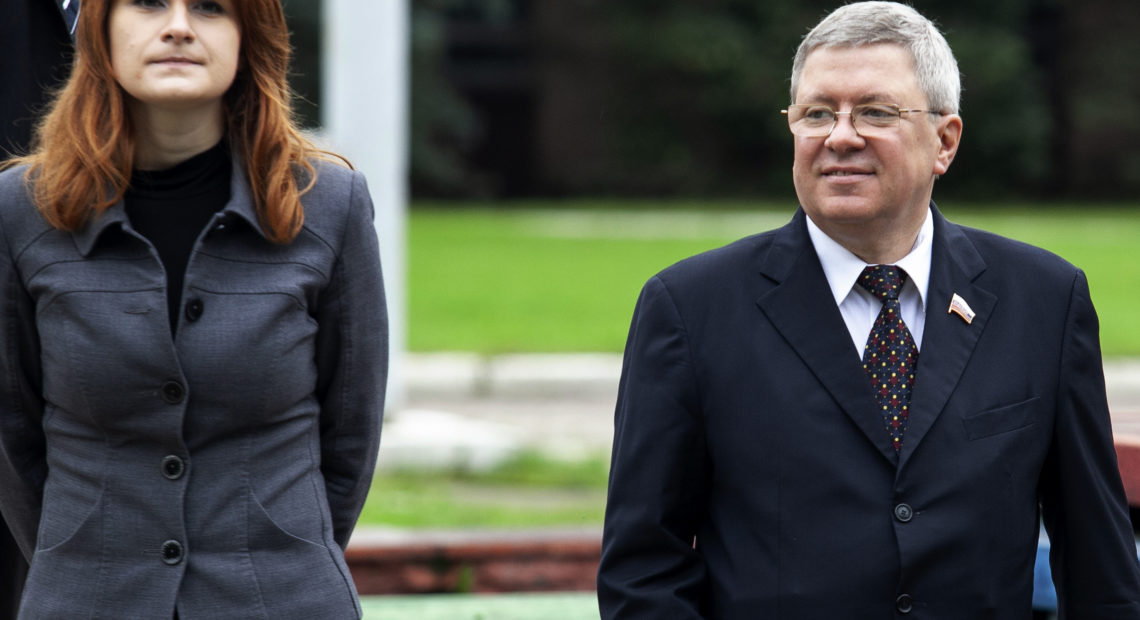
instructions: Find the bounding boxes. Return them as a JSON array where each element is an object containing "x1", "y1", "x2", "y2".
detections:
[
  {"x1": 358, "y1": 451, "x2": 608, "y2": 528},
  {"x1": 410, "y1": 201, "x2": 1140, "y2": 357}
]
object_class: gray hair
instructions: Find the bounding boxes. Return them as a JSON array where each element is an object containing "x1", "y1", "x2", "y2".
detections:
[{"x1": 790, "y1": 2, "x2": 960, "y2": 114}]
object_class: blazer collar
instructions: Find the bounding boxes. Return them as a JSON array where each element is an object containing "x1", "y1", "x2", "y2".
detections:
[
  {"x1": 756, "y1": 208, "x2": 900, "y2": 464},
  {"x1": 72, "y1": 153, "x2": 269, "y2": 257},
  {"x1": 756, "y1": 204, "x2": 996, "y2": 467}
]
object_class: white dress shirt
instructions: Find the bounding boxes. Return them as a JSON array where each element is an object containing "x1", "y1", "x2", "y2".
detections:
[{"x1": 805, "y1": 209, "x2": 933, "y2": 356}]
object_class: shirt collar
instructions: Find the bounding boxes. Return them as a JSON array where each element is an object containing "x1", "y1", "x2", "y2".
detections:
[
  {"x1": 805, "y1": 206, "x2": 933, "y2": 309},
  {"x1": 72, "y1": 152, "x2": 269, "y2": 257}
]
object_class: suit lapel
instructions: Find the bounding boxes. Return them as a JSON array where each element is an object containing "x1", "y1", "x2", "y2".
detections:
[
  {"x1": 756, "y1": 211, "x2": 898, "y2": 464},
  {"x1": 57, "y1": 0, "x2": 80, "y2": 37},
  {"x1": 897, "y1": 208, "x2": 996, "y2": 469}
]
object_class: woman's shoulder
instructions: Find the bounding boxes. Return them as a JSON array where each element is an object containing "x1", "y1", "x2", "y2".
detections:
[
  {"x1": 0, "y1": 165, "x2": 58, "y2": 258},
  {"x1": 297, "y1": 158, "x2": 373, "y2": 247},
  {"x1": 0, "y1": 164, "x2": 32, "y2": 199},
  {"x1": 0, "y1": 165, "x2": 50, "y2": 228},
  {"x1": 304, "y1": 157, "x2": 364, "y2": 199}
]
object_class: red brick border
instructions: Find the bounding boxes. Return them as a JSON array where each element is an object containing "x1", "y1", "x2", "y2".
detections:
[
  {"x1": 347, "y1": 531, "x2": 602, "y2": 595},
  {"x1": 1115, "y1": 434, "x2": 1140, "y2": 507}
]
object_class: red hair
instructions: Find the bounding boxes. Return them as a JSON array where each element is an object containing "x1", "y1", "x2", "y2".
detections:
[{"x1": 5, "y1": 0, "x2": 345, "y2": 244}]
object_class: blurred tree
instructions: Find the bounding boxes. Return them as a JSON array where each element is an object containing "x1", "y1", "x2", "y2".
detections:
[
  {"x1": 1056, "y1": 0, "x2": 1140, "y2": 197},
  {"x1": 916, "y1": 0, "x2": 1054, "y2": 198},
  {"x1": 580, "y1": 0, "x2": 1056, "y2": 199},
  {"x1": 580, "y1": 1, "x2": 803, "y2": 196},
  {"x1": 411, "y1": 0, "x2": 1140, "y2": 201},
  {"x1": 411, "y1": 0, "x2": 487, "y2": 196}
]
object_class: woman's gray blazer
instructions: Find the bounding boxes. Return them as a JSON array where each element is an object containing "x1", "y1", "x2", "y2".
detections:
[{"x1": 0, "y1": 158, "x2": 387, "y2": 619}]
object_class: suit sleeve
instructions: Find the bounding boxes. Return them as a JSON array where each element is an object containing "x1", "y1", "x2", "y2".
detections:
[
  {"x1": 0, "y1": 209, "x2": 46, "y2": 562},
  {"x1": 598, "y1": 275, "x2": 709, "y2": 619},
  {"x1": 1041, "y1": 269, "x2": 1140, "y2": 618},
  {"x1": 313, "y1": 170, "x2": 388, "y2": 550}
]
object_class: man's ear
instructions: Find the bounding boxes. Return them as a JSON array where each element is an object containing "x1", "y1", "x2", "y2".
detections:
[{"x1": 933, "y1": 114, "x2": 963, "y2": 176}]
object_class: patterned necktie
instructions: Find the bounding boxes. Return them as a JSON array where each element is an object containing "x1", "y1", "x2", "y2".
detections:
[{"x1": 857, "y1": 265, "x2": 918, "y2": 452}]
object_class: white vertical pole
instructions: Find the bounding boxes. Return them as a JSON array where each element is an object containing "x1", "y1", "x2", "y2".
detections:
[{"x1": 322, "y1": 0, "x2": 409, "y2": 409}]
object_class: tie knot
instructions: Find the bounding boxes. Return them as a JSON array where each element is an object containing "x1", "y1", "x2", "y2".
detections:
[{"x1": 858, "y1": 265, "x2": 907, "y2": 302}]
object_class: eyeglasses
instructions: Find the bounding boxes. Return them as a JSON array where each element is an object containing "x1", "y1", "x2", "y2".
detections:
[{"x1": 781, "y1": 103, "x2": 941, "y2": 138}]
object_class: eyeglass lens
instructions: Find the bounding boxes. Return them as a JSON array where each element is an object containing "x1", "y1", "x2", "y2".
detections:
[{"x1": 786, "y1": 104, "x2": 903, "y2": 137}]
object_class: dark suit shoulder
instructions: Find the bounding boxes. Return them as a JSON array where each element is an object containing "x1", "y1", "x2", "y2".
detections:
[
  {"x1": 655, "y1": 222, "x2": 788, "y2": 291},
  {"x1": 638, "y1": 216, "x2": 800, "y2": 328},
  {"x1": 952, "y1": 221, "x2": 1082, "y2": 285}
]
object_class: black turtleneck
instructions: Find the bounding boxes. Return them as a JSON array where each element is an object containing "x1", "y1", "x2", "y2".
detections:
[{"x1": 125, "y1": 141, "x2": 232, "y2": 335}]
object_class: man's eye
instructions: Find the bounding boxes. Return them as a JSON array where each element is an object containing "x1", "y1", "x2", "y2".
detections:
[
  {"x1": 802, "y1": 107, "x2": 835, "y2": 121},
  {"x1": 858, "y1": 105, "x2": 898, "y2": 120}
]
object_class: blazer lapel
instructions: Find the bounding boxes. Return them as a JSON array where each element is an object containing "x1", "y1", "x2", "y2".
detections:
[
  {"x1": 897, "y1": 207, "x2": 996, "y2": 469},
  {"x1": 756, "y1": 211, "x2": 898, "y2": 464}
]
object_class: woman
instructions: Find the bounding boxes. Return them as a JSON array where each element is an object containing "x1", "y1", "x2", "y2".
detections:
[{"x1": 0, "y1": 1, "x2": 387, "y2": 617}]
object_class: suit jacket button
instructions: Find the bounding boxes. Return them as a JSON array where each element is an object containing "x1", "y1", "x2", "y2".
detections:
[
  {"x1": 896, "y1": 593, "x2": 913, "y2": 614},
  {"x1": 161, "y1": 381, "x2": 185, "y2": 404},
  {"x1": 161, "y1": 455, "x2": 185, "y2": 480},
  {"x1": 161, "y1": 540, "x2": 183, "y2": 565},
  {"x1": 894, "y1": 503, "x2": 914, "y2": 523},
  {"x1": 184, "y1": 299, "x2": 204, "y2": 322}
]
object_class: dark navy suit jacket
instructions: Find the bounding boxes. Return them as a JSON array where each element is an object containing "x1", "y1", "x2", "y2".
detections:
[{"x1": 598, "y1": 206, "x2": 1140, "y2": 619}]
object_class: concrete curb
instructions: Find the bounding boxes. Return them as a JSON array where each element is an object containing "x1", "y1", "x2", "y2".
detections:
[{"x1": 405, "y1": 353, "x2": 624, "y2": 401}]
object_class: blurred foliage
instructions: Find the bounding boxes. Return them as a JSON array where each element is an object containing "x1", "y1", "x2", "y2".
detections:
[
  {"x1": 575, "y1": 0, "x2": 1056, "y2": 198},
  {"x1": 406, "y1": 0, "x2": 1138, "y2": 200},
  {"x1": 597, "y1": 2, "x2": 800, "y2": 195},
  {"x1": 410, "y1": 1, "x2": 485, "y2": 196}
]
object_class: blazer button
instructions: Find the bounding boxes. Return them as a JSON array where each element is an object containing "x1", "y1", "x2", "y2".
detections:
[
  {"x1": 896, "y1": 593, "x2": 913, "y2": 614},
  {"x1": 894, "y1": 503, "x2": 914, "y2": 523},
  {"x1": 184, "y1": 299, "x2": 204, "y2": 322},
  {"x1": 161, "y1": 540, "x2": 184, "y2": 565},
  {"x1": 162, "y1": 381, "x2": 185, "y2": 404},
  {"x1": 161, "y1": 455, "x2": 185, "y2": 480}
]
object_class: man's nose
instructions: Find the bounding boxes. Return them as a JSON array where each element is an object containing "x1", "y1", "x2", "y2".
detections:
[{"x1": 825, "y1": 112, "x2": 865, "y2": 152}]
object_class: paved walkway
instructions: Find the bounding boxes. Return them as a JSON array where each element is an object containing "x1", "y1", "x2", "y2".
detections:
[
  {"x1": 382, "y1": 353, "x2": 1140, "y2": 469},
  {"x1": 1107, "y1": 358, "x2": 1140, "y2": 435}
]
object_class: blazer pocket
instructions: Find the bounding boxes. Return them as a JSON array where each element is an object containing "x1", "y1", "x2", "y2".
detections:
[{"x1": 962, "y1": 397, "x2": 1040, "y2": 440}]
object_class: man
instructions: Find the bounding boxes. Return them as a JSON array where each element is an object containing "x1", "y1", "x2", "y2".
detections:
[
  {"x1": 0, "y1": 2, "x2": 78, "y2": 616},
  {"x1": 597, "y1": 2, "x2": 1140, "y2": 618}
]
